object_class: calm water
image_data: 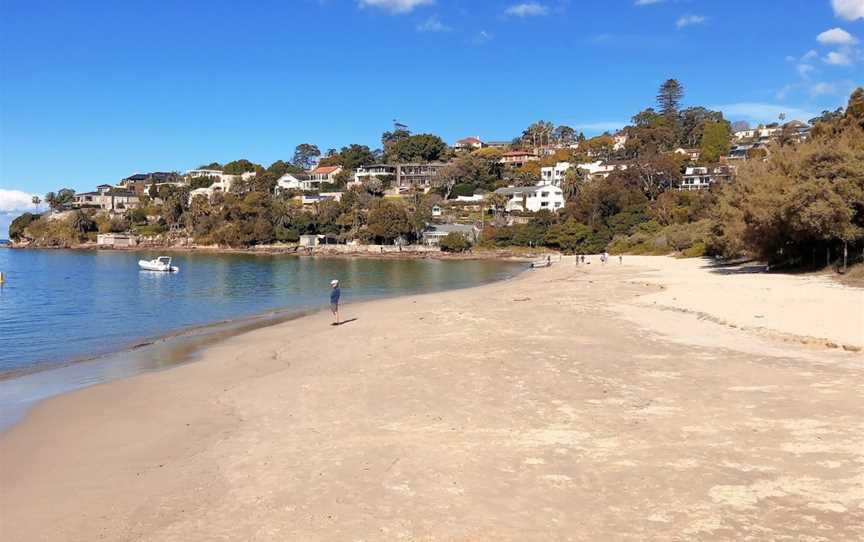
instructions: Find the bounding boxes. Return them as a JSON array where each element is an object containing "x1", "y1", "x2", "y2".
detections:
[
  {"x1": 0, "y1": 249, "x2": 524, "y2": 429},
  {"x1": 0, "y1": 249, "x2": 523, "y2": 375}
]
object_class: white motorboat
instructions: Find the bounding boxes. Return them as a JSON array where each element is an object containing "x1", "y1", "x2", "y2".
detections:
[{"x1": 138, "y1": 256, "x2": 179, "y2": 272}]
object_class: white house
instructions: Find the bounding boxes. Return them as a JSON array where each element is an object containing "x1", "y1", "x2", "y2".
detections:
[
  {"x1": 540, "y1": 162, "x2": 571, "y2": 187},
  {"x1": 454, "y1": 136, "x2": 484, "y2": 151},
  {"x1": 352, "y1": 165, "x2": 396, "y2": 186},
  {"x1": 308, "y1": 165, "x2": 343, "y2": 185},
  {"x1": 421, "y1": 223, "x2": 479, "y2": 246},
  {"x1": 576, "y1": 161, "x2": 629, "y2": 180},
  {"x1": 494, "y1": 185, "x2": 565, "y2": 213},
  {"x1": 680, "y1": 166, "x2": 735, "y2": 191},
  {"x1": 613, "y1": 132, "x2": 628, "y2": 151}
]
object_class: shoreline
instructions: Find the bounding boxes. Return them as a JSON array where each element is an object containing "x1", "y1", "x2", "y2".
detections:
[
  {"x1": 0, "y1": 260, "x2": 530, "y2": 433},
  {"x1": 2, "y1": 256, "x2": 862, "y2": 540},
  {"x1": 3, "y1": 241, "x2": 551, "y2": 262}
]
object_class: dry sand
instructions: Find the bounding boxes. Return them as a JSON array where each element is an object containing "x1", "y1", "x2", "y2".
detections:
[{"x1": 1, "y1": 256, "x2": 862, "y2": 541}]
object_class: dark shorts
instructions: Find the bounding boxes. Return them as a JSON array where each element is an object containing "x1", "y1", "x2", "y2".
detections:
[{"x1": 330, "y1": 302, "x2": 339, "y2": 312}]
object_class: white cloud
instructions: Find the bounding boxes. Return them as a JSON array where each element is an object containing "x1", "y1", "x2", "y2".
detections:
[
  {"x1": 357, "y1": 0, "x2": 433, "y2": 14},
  {"x1": 797, "y1": 63, "x2": 816, "y2": 78},
  {"x1": 504, "y1": 3, "x2": 549, "y2": 17},
  {"x1": 817, "y1": 27, "x2": 858, "y2": 45},
  {"x1": 809, "y1": 82, "x2": 837, "y2": 96},
  {"x1": 676, "y1": 15, "x2": 706, "y2": 29},
  {"x1": 472, "y1": 30, "x2": 493, "y2": 44},
  {"x1": 825, "y1": 49, "x2": 853, "y2": 65},
  {"x1": 714, "y1": 102, "x2": 816, "y2": 124},
  {"x1": 635, "y1": 0, "x2": 664, "y2": 5},
  {"x1": 0, "y1": 189, "x2": 44, "y2": 238},
  {"x1": 832, "y1": 0, "x2": 864, "y2": 21},
  {"x1": 0, "y1": 189, "x2": 42, "y2": 214},
  {"x1": 416, "y1": 15, "x2": 451, "y2": 32}
]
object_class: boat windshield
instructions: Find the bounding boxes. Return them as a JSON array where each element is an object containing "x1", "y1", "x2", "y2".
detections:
[{"x1": 156, "y1": 257, "x2": 171, "y2": 264}]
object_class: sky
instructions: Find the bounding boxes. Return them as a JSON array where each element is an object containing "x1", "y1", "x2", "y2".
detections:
[{"x1": 1, "y1": 0, "x2": 863, "y2": 234}]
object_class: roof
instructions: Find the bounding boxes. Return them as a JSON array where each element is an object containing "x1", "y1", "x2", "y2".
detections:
[
  {"x1": 424, "y1": 224, "x2": 476, "y2": 234},
  {"x1": 456, "y1": 137, "x2": 482, "y2": 145},
  {"x1": 495, "y1": 186, "x2": 548, "y2": 195},
  {"x1": 309, "y1": 165, "x2": 341, "y2": 175}
]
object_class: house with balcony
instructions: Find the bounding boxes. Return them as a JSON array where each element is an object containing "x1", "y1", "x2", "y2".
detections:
[
  {"x1": 494, "y1": 185, "x2": 565, "y2": 213},
  {"x1": 499, "y1": 150, "x2": 539, "y2": 168},
  {"x1": 71, "y1": 184, "x2": 140, "y2": 212},
  {"x1": 679, "y1": 166, "x2": 735, "y2": 191},
  {"x1": 576, "y1": 161, "x2": 629, "y2": 180},
  {"x1": 308, "y1": 165, "x2": 343, "y2": 186},
  {"x1": 540, "y1": 162, "x2": 572, "y2": 187}
]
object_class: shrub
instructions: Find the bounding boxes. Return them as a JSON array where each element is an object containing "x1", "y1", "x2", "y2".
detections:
[{"x1": 439, "y1": 232, "x2": 471, "y2": 252}]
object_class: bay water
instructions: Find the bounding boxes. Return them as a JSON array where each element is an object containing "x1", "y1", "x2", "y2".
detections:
[{"x1": 0, "y1": 248, "x2": 524, "y2": 428}]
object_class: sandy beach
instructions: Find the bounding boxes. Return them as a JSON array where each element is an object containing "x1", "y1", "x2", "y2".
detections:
[{"x1": 1, "y1": 256, "x2": 862, "y2": 541}]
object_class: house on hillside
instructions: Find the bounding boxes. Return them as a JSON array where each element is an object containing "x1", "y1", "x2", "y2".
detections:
[
  {"x1": 352, "y1": 165, "x2": 397, "y2": 186},
  {"x1": 495, "y1": 185, "x2": 565, "y2": 213},
  {"x1": 71, "y1": 185, "x2": 140, "y2": 212},
  {"x1": 499, "y1": 150, "x2": 539, "y2": 168},
  {"x1": 674, "y1": 148, "x2": 701, "y2": 161},
  {"x1": 540, "y1": 162, "x2": 571, "y2": 187},
  {"x1": 307, "y1": 165, "x2": 343, "y2": 186},
  {"x1": 576, "y1": 161, "x2": 629, "y2": 180},
  {"x1": 421, "y1": 223, "x2": 479, "y2": 246},
  {"x1": 391, "y1": 163, "x2": 447, "y2": 189},
  {"x1": 680, "y1": 165, "x2": 735, "y2": 191},
  {"x1": 119, "y1": 172, "x2": 182, "y2": 196},
  {"x1": 485, "y1": 140, "x2": 510, "y2": 149},
  {"x1": 454, "y1": 136, "x2": 484, "y2": 151}
]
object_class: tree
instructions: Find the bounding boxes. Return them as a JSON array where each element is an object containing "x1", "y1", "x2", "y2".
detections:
[
  {"x1": 31, "y1": 196, "x2": 41, "y2": 206},
  {"x1": 679, "y1": 106, "x2": 726, "y2": 148},
  {"x1": 657, "y1": 79, "x2": 684, "y2": 119},
  {"x1": 699, "y1": 121, "x2": 731, "y2": 163},
  {"x1": 45, "y1": 188, "x2": 75, "y2": 210},
  {"x1": 338, "y1": 144, "x2": 376, "y2": 170},
  {"x1": 292, "y1": 143, "x2": 321, "y2": 170},
  {"x1": 222, "y1": 159, "x2": 259, "y2": 175},
  {"x1": 9, "y1": 212, "x2": 40, "y2": 241},
  {"x1": 708, "y1": 112, "x2": 864, "y2": 264},
  {"x1": 521, "y1": 120, "x2": 554, "y2": 148},
  {"x1": 381, "y1": 127, "x2": 411, "y2": 149},
  {"x1": 554, "y1": 125, "x2": 576, "y2": 145},
  {"x1": 68, "y1": 210, "x2": 96, "y2": 236},
  {"x1": 384, "y1": 134, "x2": 448, "y2": 163},
  {"x1": 367, "y1": 201, "x2": 410, "y2": 243},
  {"x1": 439, "y1": 232, "x2": 471, "y2": 252},
  {"x1": 562, "y1": 167, "x2": 586, "y2": 202}
]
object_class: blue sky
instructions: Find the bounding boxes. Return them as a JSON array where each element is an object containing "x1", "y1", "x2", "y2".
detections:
[{"x1": 1, "y1": 0, "x2": 863, "y2": 233}]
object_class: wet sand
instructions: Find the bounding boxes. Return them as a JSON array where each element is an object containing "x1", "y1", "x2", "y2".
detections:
[{"x1": 1, "y1": 256, "x2": 862, "y2": 541}]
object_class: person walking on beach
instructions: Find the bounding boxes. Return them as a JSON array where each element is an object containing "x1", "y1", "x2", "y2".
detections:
[
  {"x1": 329, "y1": 279, "x2": 341, "y2": 326},
  {"x1": 619, "y1": 254, "x2": 623, "y2": 265}
]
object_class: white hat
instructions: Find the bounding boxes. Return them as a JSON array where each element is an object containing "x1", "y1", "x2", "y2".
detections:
[{"x1": 330, "y1": 279, "x2": 339, "y2": 286}]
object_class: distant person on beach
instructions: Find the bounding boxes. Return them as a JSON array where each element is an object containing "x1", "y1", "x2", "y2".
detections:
[
  {"x1": 330, "y1": 279, "x2": 341, "y2": 325},
  {"x1": 619, "y1": 255, "x2": 623, "y2": 264}
]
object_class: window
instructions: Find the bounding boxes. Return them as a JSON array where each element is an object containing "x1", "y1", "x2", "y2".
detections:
[
  {"x1": 541, "y1": 192, "x2": 549, "y2": 197},
  {"x1": 541, "y1": 202, "x2": 549, "y2": 207}
]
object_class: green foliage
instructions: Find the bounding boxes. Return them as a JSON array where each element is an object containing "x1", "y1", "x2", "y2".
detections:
[
  {"x1": 222, "y1": 159, "x2": 259, "y2": 175},
  {"x1": 44, "y1": 188, "x2": 76, "y2": 210},
  {"x1": 189, "y1": 175, "x2": 217, "y2": 190},
  {"x1": 367, "y1": 201, "x2": 410, "y2": 243},
  {"x1": 383, "y1": 134, "x2": 447, "y2": 163},
  {"x1": 439, "y1": 232, "x2": 471, "y2": 252},
  {"x1": 708, "y1": 121, "x2": 864, "y2": 263},
  {"x1": 9, "y1": 212, "x2": 41, "y2": 240},
  {"x1": 292, "y1": 144, "x2": 321, "y2": 170},
  {"x1": 699, "y1": 121, "x2": 731, "y2": 163}
]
